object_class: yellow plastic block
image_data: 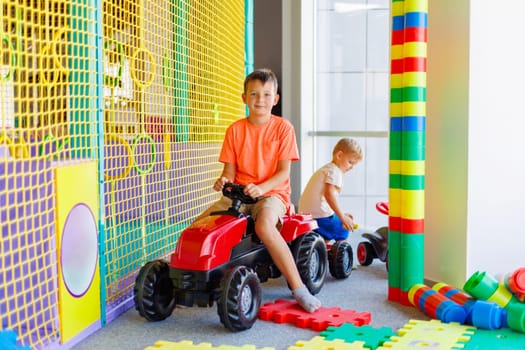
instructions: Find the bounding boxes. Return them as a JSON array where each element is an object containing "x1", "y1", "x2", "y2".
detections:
[
  {"x1": 390, "y1": 72, "x2": 427, "y2": 89},
  {"x1": 288, "y1": 336, "x2": 368, "y2": 350},
  {"x1": 405, "y1": 0, "x2": 429, "y2": 13}
]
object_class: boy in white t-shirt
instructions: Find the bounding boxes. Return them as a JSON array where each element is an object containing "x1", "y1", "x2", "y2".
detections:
[{"x1": 298, "y1": 138, "x2": 363, "y2": 242}]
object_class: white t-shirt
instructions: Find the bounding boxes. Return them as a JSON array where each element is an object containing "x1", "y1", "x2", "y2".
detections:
[{"x1": 298, "y1": 162, "x2": 343, "y2": 218}]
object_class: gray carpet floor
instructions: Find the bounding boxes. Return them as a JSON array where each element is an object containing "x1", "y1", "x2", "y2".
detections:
[{"x1": 72, "y1": 260, "x2": 429, "y2": 350}]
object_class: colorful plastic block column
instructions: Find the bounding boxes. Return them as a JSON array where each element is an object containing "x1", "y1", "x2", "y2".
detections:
[
  {"x1": 433, "y1": 282, "x2": 507, "y2": 329},
  {"x1": 388, "y1": 0, "x2": 428, "y2": 305},
  {"x1": 409, "y1": 284, "x2": 466, "y2": 323}
]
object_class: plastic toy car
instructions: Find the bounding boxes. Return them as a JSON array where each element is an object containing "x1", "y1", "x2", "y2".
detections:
[
  {"x1": 357, "y1": 202, "x2": 388, "y2": 270},
  {"x1": 133, "y1": 183, "x2": 351, "y2": 331}
]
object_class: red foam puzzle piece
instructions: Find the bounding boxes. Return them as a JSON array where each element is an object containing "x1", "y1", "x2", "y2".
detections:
[{"x1": 258, "y1": 299, "x2": 371, "y2": 331}]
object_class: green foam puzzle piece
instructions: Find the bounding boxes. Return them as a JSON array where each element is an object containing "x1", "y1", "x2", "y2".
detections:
[
  {"x1": 320, "y1": 323, "x2": 395, "y2": 349},
  {"x1": 453, "y1": 327, "x2": 525, "y2": 350}
]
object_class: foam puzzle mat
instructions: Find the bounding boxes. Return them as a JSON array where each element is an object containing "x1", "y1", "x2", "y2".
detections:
[
  {"x1": 144, "y1": 340, "x2": 275, "y2": 350},
  {"x1": 144, "y1": 317, "x2": 525, "y2": 350}
]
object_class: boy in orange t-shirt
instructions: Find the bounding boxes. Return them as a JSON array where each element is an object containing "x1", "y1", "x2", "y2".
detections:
[{"x1": 194, "y1": 68, "x2": 321, "y2": 312}]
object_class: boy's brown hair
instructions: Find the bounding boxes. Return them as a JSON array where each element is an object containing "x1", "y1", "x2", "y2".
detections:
[{"x1": 244, "y1": 68, "x2": 279, "y2": 93}]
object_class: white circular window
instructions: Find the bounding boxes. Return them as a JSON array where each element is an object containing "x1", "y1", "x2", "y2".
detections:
[{"x1": 61, "y1": 203, "x2": 98, "y2": 297}]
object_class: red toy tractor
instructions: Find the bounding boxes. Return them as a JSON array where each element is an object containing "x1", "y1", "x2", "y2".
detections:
[
  {"x1": 133, "y1": 183, "x2": 353, "y2": 331},
  {"x1": 357, "y1": 202, "x2": 388, "y2": 270}
]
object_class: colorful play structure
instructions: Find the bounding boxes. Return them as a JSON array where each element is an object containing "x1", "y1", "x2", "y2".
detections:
[
  {"x1": 1, "y1": 0, "x2": 249, "y2": 348},
  {"x1": 1, "y1": 0, "x2": 525, "y2": 349}
]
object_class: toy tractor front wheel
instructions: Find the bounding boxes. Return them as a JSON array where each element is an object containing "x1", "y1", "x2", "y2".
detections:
[
  {"x1": 328, "y1": 240, "x2": 353, "y2": 279},
  {"x1": 292, "y1": 232, "x2": 328, "y2": 295},
  {"x1": 134, "y1": 260, "x2": 176, "y2": 321},
  {"x1": 217, "y1": 266, "x2": 261, "y2": 332},
  {"x1": 357, "y1": 241, "x2": 376, "y2": 266}
]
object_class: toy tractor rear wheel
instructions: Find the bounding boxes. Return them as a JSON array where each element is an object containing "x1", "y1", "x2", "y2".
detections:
[
  {"x1": 357, "y1": 241, "x2": 375, "y2": 266},
  {"x1": 291, "y1": 232, "x2": 328, "y2": 295},
  {"x1": 328, "y1": 240, "x2": 353, "y2": 279},
  {"x1": 134, "y1": 260, "x2": 176, "y2": 321},
  {"x1": 217, "y1": 266, "x2": 261, "y2": 332}
]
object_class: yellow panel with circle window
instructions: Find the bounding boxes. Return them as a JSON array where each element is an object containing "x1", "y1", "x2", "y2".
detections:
[{"x1": 54, "y1": 161, "x2": 100, "y2": 344}]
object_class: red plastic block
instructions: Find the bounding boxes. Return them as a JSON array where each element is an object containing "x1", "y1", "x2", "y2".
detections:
[{"x1": 259, "y1": 299, "x2": 371, "y2": 331}]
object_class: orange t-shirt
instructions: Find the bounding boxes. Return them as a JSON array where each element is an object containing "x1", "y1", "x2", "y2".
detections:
[{"x1": 219, "y1": 115, "x2": 299, "y2": 207}]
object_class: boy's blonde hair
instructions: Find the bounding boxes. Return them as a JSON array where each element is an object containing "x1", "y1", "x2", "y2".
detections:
[{"x1": 332, "y1": 138, "x2": 364, "y2": 160}]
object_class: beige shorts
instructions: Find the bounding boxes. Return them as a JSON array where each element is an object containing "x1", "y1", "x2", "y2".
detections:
[{"x1": 205, "y1": 195, "x2": 286, "y2": 220}]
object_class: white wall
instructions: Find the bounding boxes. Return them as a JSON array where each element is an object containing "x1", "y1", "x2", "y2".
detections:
[
  {"x1": 467, "y1": 1, "x2": 525, "y2": 277},
  {"x1": 426, "y1": 0, "x2": 525, "y2": 287},
  {"x1": 282, "y1": 0, "x2": 316, "y2": 206}
]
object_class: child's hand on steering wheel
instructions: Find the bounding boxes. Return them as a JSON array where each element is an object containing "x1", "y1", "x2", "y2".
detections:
[
  {"x1": 243, "y1": 183, "x2": 263, "y2": 199},
  {"x1": 213, "y1": 177, "x2": 231, "y2": 192}
]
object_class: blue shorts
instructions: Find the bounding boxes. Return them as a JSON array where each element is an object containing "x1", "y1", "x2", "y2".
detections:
[{"x1": 314, "y1": 215, "x2": 350, "y2": 241}]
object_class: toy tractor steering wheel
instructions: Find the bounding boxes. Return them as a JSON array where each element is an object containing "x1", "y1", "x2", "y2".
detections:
[
  {"x1": 376, "y1": 202, "x2": 389, "y2": 216},
  {"x1": 222, "y1": 183, "x2": 257, "y2": 214}
]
